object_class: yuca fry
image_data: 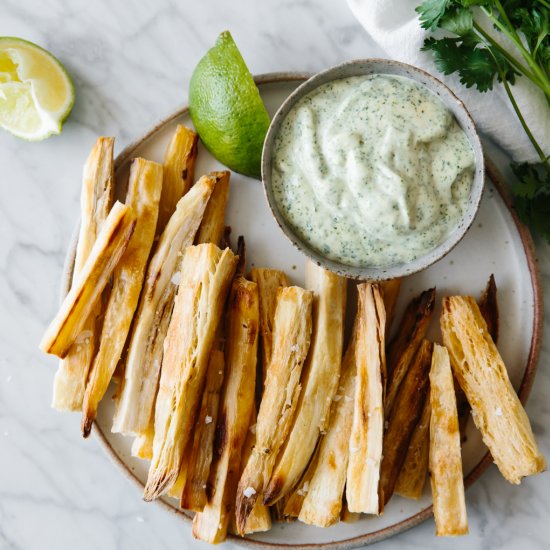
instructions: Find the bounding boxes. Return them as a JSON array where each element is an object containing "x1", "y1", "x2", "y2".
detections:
[
  {"x1": 429, "y1": 344, "x2": 468, "y2": 537},
  {"x1": 52, "y1": 137, "x2": 115, "y2": 411},
  {"x1": 379, "y1": 278, "x2": 402, "y2": 333},
  {"x1": 195, "y1": 171, "x2": 230, "y2": 246},
  {"x1": 250, "y1": 268, "x2": 290, "y2": 387},
  {"x1": 181, "y1": 350, "x2": 225, "y2": 511},
  {"x1": 456, "y1": 274, "x2": 500, "y2": 439},
  {"x1": 265, "y1": 261, "x2": 346, "y2": 505},
  {"x1": 81, "y1": 159, "x2": 163, "y2": 437},
  {"x1": 235, "y1": 286, "x2": 313, "y2": 534},
  {"x1": 298, "y1": 330, "x2": 357, "y2": 527},
  {"x1": 394, "y1": 389, "x2": 431, "y2": 499},
  {"x1": 380, "y1": 339, "x2": 432, "y2": 506},
  {"x1": 441, "y1": 296, "x2": 546, "y2": 484},
  {"x1": 112, "y1": 174, "x2": 217, "y2": 436},
  {"x1": 479, "y1": 274, "x2": 498, "y2": 343},
  {"x1": 157, "y1": 125, "x2": 198, "y2": 232},
  {"x1": 132, "y1": 424, "x2": 154, "y2": 460},
  {"x1": 346, "y1": 284, "x2": 386, "y2": 515},
  {"x1": 144, "y1": 244, "x2": 237, "y2": 501},
  {"x1": 385, "y1": 288, "x2": 435, "y2": 415},
  {"x1": 40, "y1": 202, "x2": 136, "y2": 358},
  {"x1": 234, "y1": 407, "x2": 272, "y2": 535},
  {"x1": 192, "y1": 282, "x2": 260, "y2": 542}
]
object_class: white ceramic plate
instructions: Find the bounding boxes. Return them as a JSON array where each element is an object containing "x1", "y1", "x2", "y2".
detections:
[{"x1": 63, "y1": 74, "x2": 542, "y2": 549}]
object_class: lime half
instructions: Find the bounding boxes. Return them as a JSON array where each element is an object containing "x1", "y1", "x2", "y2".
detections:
[
  {"x1": 0, "y1": 37, "x2": 75, "y2": 140},
  {"x1": 189, "y1": 31, "x2": 270, "y2": 178}
]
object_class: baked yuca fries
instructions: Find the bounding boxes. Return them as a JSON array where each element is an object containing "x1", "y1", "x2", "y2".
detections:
[
  {"x1": 144, "y1": 243, "x2": 237, "y2": 500},
  {"x1": 52, "y1": 137, "x2": 115, "y2": 412}
]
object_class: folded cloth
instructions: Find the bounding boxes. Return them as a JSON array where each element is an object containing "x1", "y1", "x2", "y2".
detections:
[{"x1": 347, "y1": 0, "x2": 549, "y2": 164}]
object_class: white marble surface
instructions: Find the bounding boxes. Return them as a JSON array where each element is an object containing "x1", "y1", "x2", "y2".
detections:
[{"x1": 0, "y1": 1, "x2": 548, "y2": 549}]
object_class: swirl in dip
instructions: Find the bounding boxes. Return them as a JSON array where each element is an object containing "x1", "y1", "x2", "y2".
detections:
[{"x1": 271, "y1": 74, "x2": 476, "y2": 268}]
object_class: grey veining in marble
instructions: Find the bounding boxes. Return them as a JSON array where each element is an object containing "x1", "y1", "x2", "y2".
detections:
[{"x1": 0, "y1": 1, "x2": 548, "y2": 549}]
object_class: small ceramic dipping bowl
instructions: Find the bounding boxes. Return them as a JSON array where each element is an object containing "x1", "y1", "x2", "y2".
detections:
[{"x1": 261, "y1": 59, "x2": 485, "y2": 280}]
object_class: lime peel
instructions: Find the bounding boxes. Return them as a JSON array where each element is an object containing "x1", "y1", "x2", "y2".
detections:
[{"x1": 189, "y1": 31, "x2": 270, "y2": 178}]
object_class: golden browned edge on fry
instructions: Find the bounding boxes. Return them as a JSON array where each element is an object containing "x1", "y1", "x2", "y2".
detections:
[
  {"x1": 144, "y1": 244, "x2": 237, "y2": 501},
  {"x1": 380, "y1": 339, "x2": 432, "y2": 506},
  {"x1": 346, "y1": 284, "x2": 386, "y2": 515},
  {"x1": 429, "y1": 344, "x2": 468, "y2": 537},
  {"x1": 265, "y1": 261, "x2": 346, "y2": 505},
  {"x1": 235, "y1": 286, "x2": 313, "y2": 534},
  {"x1": 40, "y1": 202, "x2": 136, "y2": 358},
  {"x1": 193, "y1": 279, "x2": 260, "y2": 543},
  {"x1": 181, "y1": 350, "x2": 225, "y2": 511},
  {"x1": 250, "y1": 268, "x2": 290, "y2": 389},
  {"x1": 52, "y1": 137, "x2": 115, "y2": 411},
  {"x1": 112, "y1": 174, "x2": 217, "y2": 436},
  {"x1": 394, "y1": 389, "x2": 431, "y2": 499},
  {"x1": 385, "y1": 288, "x2": 435, "y2": 415},
  {"x1": 341, "y1": 501, "x2": 360, "y2": 524},
  {"x1": 379, "y1": 278, "x2": 402, "y2": 334},
  {"x1": 456, "y1": 274, "x2": 500, "y2": 441},
  {"x1": 478, "y1": 274, "x2": 498, "y2": 343},
  {"x1": 441, "y1": 296, "x2": 546, "y2": 484},
  {"x1": 231, "y1": 407, "x2": 272, "y2": 536},
  {"x1": 298, "y1": 328, "x2": 356, "y2": 527},
  {"x1": 81, "y1": 159, "x2": 163, "y2": 437},
  {"x1": 195, "y1": 171, "x2": 230, "y2": 246},
  {"x1": 157, "y1": 125, "x2": 198, "y2": 233}
]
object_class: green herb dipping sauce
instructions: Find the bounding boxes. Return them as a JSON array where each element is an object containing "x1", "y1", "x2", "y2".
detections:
[{"x1": 271, "y1": 74, "x2": 476, "y2": 267}]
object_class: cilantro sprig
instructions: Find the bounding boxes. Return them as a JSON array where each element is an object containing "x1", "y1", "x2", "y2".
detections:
[{"x1": 416, "y1": 0, "x2": 550, "y2": 242}]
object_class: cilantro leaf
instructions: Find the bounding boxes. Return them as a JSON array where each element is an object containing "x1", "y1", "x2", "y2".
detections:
[
  {"x1": 440, "y1": 7, "x2": 474, "y2": 35},
  {"x1": 415, "y1": 0, "x2": 452, "y2": 31},
  {"x1": 511, "y1": 162, "x2": 550, "y2": 243}
]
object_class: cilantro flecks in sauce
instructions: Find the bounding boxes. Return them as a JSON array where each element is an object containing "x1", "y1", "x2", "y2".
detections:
[{"x1": 271, "y1": 74, "x2": 475, "y2": 268}]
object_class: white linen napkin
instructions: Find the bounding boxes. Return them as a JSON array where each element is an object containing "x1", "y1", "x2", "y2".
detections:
[{"x1": 347, "y1": 0, "x2": 549, "y2": 164}]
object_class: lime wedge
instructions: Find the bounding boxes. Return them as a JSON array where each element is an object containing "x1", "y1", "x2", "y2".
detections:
[
  {"x1": 0, "y1": 37, "x2": 75, "y2": 140},
  {"x1": 189, "y1": 31, "x2": 270, "y2": 178}
]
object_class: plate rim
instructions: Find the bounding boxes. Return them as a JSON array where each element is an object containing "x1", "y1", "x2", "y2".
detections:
[{"x1": 61, "y1": 71, "x2": 543, "y2": 549}]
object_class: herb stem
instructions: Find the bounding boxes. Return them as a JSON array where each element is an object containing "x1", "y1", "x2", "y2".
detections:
[
  {"x1": 494, "y1": 58, "x2": 550, "y2": 168},
  {"x1": 536, "y1": 0, "x2": 550, "y2": 9},
  {"x1": 482, "y1": 3, "x2": 550, "y2": 99},
  {"x1": 472, "y1": 22, "x2": 538, "y2": 83}
]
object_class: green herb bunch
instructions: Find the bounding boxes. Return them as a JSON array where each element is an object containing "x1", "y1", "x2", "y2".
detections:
[{"x1": 416, "y1": 0, "x2": 550, "y2": 241}]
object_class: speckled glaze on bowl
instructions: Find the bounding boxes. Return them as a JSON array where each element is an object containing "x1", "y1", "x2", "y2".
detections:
[{"x1": 261, "y1": 59, "x2": 485, "y2": 281}]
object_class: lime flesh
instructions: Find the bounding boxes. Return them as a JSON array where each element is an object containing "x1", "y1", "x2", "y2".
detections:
[{"x1": 0, "y1": 37, "x2": 75, "y2": 140}]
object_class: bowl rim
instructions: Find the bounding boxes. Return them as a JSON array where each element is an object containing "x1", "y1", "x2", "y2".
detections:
[{"x1": 261, "y1": 59, "x2": 485, "y2": 281}]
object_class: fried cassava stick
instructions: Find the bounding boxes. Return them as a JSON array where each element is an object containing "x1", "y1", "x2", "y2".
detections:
[
  {"x1": 181, "y1": 349, "x2": 225, "y2": 511},
  {"x1": 429, "y1": 344, "x2": 468, "y2": 536},
  {"x1": 346, "y1": 283, "x2": 386, "y2": 515},
  {"x1": 40, "y1": 202, "x2": 136, "y2": 358},
  {"x1": 394, "y1": 390, "x2": 431, "y2": 499},
  {"x1": 265, "y1": 262, "x2": 346, "y2": 505},
  {"x1": 441, "y1": 296, "x2": 546, "y2": 484},
  {"x1": 380, "y1": 339, "x2": 432, "y2": 506},
  {"x1": 298, "y1": 330, "x2": 357, "y2": 526},
  {"x1": 192, "y1": 276, "x2": 260, "y2": 542},
  {"x1": 235, "y1": 286, "x2": 313, "y2": 534},
  {"x1": 81, "y1": 159, "x2": 163, "y2": 436},
  {"x1": 52, "y1": 137, "x2": 115, "y2": 410},
  {"x1": 379, "y1": 278, "x2": 402, "y2": 333},
  {"x1": 112, "y1": 174, "x2": 217, "y2": 436},
  {"x1": 385, "y1": 288, "x2": 435, "y2": 415},
  {"x1": 157, "y1": 125, "x2": 198, "y2": 232},
  {"x1": 195, "y1": 171, "x2": 230, "y2": 246},
  {"x1": 250, "y1": 268, "x2": 290, "y2": 387},
  {"x1": 144, "y1": 244, "x2": 237, "y2": 500}
]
